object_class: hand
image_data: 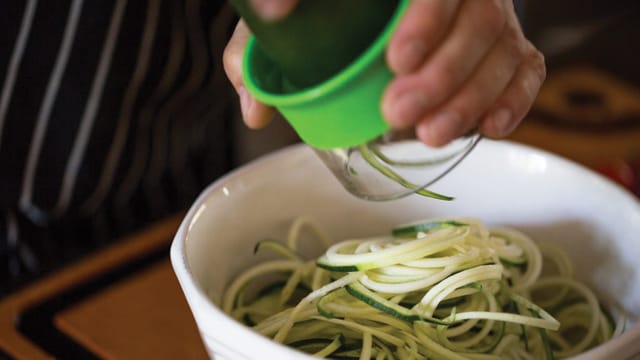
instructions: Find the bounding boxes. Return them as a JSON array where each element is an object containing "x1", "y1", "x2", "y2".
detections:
[
  {"x1": 223, "y1": 0, "x2": 298, "y2": 129},
  {"x1": 223, "y1": 0, "x2": 546, "y2": 146},
  {"x1": 382, "y1": 0, "x2": 546, "y2": 146}
]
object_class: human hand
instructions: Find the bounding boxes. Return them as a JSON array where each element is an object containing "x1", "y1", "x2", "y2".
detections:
[
  {"x1": 223, "y1": 0, "x2": 298, "y2": 129},
  {"x1": 223, "y1": 0, "x2": 546, "y2": 146},
  {"x1": 382, "y1": 0, "x2": 546, "y2": 146}
]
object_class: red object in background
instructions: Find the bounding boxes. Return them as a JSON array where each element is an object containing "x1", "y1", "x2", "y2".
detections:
[
  {"x1": 633, "y1": 158, "x2": 640, "y2": 198},
  {"x1": 594, "y1": 159, "x2": 640, "y2": 198}
]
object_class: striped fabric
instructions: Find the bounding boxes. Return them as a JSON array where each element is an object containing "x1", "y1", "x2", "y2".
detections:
[{"x1": 0, "y1": 0, "x2": 237, "y2": 294}]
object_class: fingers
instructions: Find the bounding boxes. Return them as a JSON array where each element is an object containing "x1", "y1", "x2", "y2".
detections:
[
  {"x1": 226, "y1": 0, "x2": 544, "y2": 143},
  {"x1": 223, "y1": 20, "x2": 275, "y2": 129},
  {"x1": 224, "y1": 0, "x2": 300, "y2": 129},
  {"x1": 250, "y1": 0, "x2": 299, "y2": 21},
  {"x1": 383, "y1": 0, "x2": 545, "y2": 147},
  {"x1": 480, "y1": 42, "x2": 546, "y2": 139},
  {"x1": 386, "y1": 0, "x2": 461, "y2": 75},
  {"x1": 383, "y1": 0, "x2": 507, "y2": 130},
  {"x1": 414, "y1": 19, "x2": 524, "y2": 146},
  {"x1": 223, "y1": 21, "x2": 249, "y2": 93}
]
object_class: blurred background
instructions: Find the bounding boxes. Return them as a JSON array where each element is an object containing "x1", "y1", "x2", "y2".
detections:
[
  {"x1": 510, "y1": 0, "x2": 640, "y2": 190},
  {"x1": 1, "y1": 1, "x2": 639, "y2": 359}
]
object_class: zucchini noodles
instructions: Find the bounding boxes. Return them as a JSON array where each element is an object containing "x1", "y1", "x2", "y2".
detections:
[{"x1": 222, "y1": 217, "x2": 626, "y2": 359}]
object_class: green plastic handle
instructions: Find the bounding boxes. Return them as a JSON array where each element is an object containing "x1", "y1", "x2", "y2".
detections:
[
  {"x1": 228, "y1": 0, "x2": 398, "y2": 89},
  {"x1": 239, "y1": 0, "x2": 410, "y2": 149}
]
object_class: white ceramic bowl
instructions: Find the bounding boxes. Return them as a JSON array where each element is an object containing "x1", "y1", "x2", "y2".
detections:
[{"x1": 171, "y1": 140, "x2": 640, "y2": 360}]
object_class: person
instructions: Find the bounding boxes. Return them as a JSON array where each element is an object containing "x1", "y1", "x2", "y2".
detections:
[
  {"x1": 0, "y1": 0, "x2": 544, "y2": 296},
  {"x1": 224, "y1": 0, "x2": 546, "y2": 147},
  {"x1": 0, "y1": 0, "x2": 237, "y2": 295}
]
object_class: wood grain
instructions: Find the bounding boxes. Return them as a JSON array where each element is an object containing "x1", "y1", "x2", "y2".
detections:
[
  {"x1": 54, "y1": 259, "x2": 208, "y2": 360},
  {"x1": 0, "y1": 214, "x2": 186, "y2": 360}
]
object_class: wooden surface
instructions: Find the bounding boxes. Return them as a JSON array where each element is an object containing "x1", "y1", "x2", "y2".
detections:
[
  {"x1": 510, "y1": 66, "x2": 640, "y2": 168},
  {"x1": 509, "y1": 117, "x2": 640, "y2": 167},
  {"x1": 0, "y1": 214, "x2": 204, "y2": 360},
  {"x1": 55, "y1": 259, "x2": 208, "y2": 360}
]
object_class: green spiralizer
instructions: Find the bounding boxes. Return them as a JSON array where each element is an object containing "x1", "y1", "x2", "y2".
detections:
[{"x1": 229, "y1": 0, "x2": 479, "y2": 201}]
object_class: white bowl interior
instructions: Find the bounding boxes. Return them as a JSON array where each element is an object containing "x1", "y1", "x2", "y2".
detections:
[{"x1": 172, "y1": 140, "x2": 640, "y2": 360}]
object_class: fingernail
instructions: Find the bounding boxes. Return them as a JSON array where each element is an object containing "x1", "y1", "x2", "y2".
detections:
[
  {"x1": 491, "y1": 108, "x2": 512, "y2": 137},
  {"x1": 396, "y1": 40, "x2": 426, "y2": 73},
  {"x1": 239, "y1": 86, "x2": 252, "y2": 119},
  {"x1": 419, "y1": 111, "x2": 463, "y2": 147},
  {"x1": 385, "y1": 91, "x2": 428, "y2": 128},
  {"x1": 251, "y1": 0, "x2": 290, "y2": 21}
]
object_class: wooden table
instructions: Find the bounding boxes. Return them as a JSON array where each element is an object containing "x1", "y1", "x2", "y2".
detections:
[
  {"x1": 511, "y1": 66, "x2": 640, "y2": 168},
  {"x1": 0, "y1": 214, "x2": 208, "y2": 360},
  {"x1": 0, "y1": 66, "x2": 638, "y2": 360}
]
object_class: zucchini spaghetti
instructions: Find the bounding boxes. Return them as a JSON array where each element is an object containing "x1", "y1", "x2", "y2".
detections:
[{"x1": 222, "y1": 217, "x2": 625, "y2": 359}]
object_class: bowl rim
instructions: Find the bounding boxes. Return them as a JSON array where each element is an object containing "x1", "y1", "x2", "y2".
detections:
[
  {"x1": 171, "y1": 139, "x2": 640, "y2": 359},
  {"x1": 171, "y1": 144, "x2": 318, "y2": 359}
]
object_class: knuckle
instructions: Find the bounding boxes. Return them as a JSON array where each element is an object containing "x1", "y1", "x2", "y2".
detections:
[
  {"x1": 513, "y1": 76, "x2": 538, "y2": 113},
  {"x1": 457, "y1": 91, "x2": 487, "y2": 125},
  {"x1": 426, "y1": 67, "x2": 458, "y2": 102},
  {"x1": 480, "y1": 0, "x2": 507, "y2": 36},
  {"x1": 222, "y1": 46, "x2": 242, "y2": 86},
  {"x1": 517, "y1": 77, "x2": 535, "y2": 103},
  {"x1": 505, "y1": 26, "x2": 528, "y2": 57},
  {"x1": 531, "y1": 47, "x2": 547, "y2": 83},
  {"x1": 523, "y1": 42, "x2": 547, "y2": 84},
  {"x1": 222, "y1": 45, "x2": 234, "y2": 73},
  {"x1": 501, "y1": 33, "x2": 525, "y2": 63}
]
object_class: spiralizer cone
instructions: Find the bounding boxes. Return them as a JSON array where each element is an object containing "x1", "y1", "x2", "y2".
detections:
[{"x1": 235, "y1": 0, "x2": 410, "y2": 150}]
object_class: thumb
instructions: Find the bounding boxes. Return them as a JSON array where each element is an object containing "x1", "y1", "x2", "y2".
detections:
[
  {"x1": 223, "y1": 20, "x2": 277, "y2": 129},
  {"x1": 250, "y1": 0, "x2": 299, "y2": 21}
]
